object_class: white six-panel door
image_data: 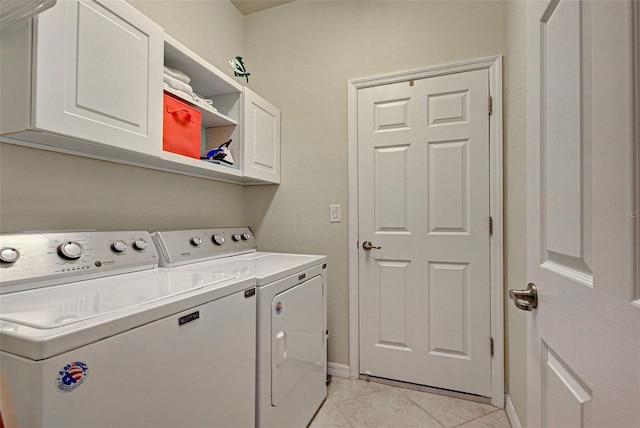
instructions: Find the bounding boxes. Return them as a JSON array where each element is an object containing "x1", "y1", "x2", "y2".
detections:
[
  {"x1": 526, "y1": 0, "x2": 639, "y2": 426},
  {"x1": 358, "y1": 69, "x2": 492, "y2": 397}
]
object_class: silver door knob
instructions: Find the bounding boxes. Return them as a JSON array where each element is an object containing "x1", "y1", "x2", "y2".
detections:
[
  {"x1": 362, "y1": 241, "x2": 381, "y2": 250},
  {"x1": 509, "y1": 283, "x2": 538, "y2": 311}
]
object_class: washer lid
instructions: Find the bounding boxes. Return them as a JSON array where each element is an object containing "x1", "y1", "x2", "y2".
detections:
[
  {"x1": 0, "y1": 269, "x2": 254, "y2": 360},
  {"x1": 0, "y1": 269, "x2": 234, "y2": 329}
]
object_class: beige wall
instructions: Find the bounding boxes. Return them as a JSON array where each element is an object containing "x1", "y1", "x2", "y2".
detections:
[
  {"x1": 0, "y1": 1, "x2": 528, "y2": 423},
  {"x1": 0, "y1": 1, "x2": 247, "y2": 233},
  {"x1": 504, "y1": 0, "x2": 528, "y2": 425},
  {"x1": 127, "y1": 0, "x2": 245, "y2": 79},
  {"x1": 244, "y1": 0, "x2": 508, "y2": 368}
]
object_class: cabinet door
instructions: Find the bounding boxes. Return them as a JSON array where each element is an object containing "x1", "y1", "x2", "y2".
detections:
[
  {"x1": 32, "y1": 0, "x2": 163, "y2": 155},
  {"x1": 243, "y1": 88, "x2": 281, "y2": 183}
]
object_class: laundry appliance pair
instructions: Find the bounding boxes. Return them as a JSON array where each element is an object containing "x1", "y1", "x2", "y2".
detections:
[{"x1": 0, "y1": 227, "x2": 327, "y2": 427}]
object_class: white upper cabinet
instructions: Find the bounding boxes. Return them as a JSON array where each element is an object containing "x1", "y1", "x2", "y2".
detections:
[
  {"x1": 0, "y1": 0, "x2": 281, "y2": 185},
  {"x1": 242, "y1": 88, "x2": 281, "y2": 184},
  {"x1": 0, "y1": 0, "x2": 163, "y2": 156}
]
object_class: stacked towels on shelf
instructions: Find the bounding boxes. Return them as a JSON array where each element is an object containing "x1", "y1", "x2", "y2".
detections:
[
  {"x1": 163, "y1": 65, "x2": 216, "y2": 112},
  {"x1": 164, "y1": 65, "x2": 191, "y2": 84}
]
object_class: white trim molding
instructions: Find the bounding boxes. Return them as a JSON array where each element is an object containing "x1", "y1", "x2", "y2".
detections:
[
  {"x1": 505, "y1": 394, "x2": 523, "y2": 428},
  {"x1": 633, "y1": 0, "x2": 640, "y2": 301},
  {"x1": 347, "y1": 56, "x2": 505, "y2": 407},
  {"x1": 328, "y1": 362, "x2": 350, "y2": 379}
]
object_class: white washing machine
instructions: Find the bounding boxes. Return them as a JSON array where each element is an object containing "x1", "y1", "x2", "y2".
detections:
[
  {"x1": 153, "y1": 227, "x2": 328, "y2": 428},
  {"x1": 0, "y1": 231, "x2": 256, "y2": 428}
]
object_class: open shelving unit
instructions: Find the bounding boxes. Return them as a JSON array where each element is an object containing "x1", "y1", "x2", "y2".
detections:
[{"x1": 158, "y1": 34, "x2": 245, "y2": 181}]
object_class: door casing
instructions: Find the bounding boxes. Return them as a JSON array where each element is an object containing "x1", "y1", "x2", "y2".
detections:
[{"x1": 347, "y1": 56, "x2": 504, "y2": 407}]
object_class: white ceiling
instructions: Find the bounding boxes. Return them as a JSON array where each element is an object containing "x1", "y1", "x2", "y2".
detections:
[{"x1": 230, "y1": 0, "x2": 296, "y2": 16}]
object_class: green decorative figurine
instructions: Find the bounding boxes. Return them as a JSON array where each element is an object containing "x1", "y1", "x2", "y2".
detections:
[{"x1": 229, "y1": 56, "x2": 250, "y2": 83}]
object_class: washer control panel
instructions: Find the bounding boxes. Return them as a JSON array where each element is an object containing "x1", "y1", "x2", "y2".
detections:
[
  {"x1": 0, "y1": 231, "x2": 158, "y2": 294},
  {"x1": 153, "y1": 227, "x2": 256, "y2": 267}
]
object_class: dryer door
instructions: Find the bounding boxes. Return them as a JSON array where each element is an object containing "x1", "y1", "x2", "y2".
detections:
[{"x1": 271, "y1": 274, "x2": 324, "y2": 406}]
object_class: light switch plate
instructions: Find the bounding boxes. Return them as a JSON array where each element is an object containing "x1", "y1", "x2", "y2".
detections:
[{"x1": 330, "y1": 204, "x2": 341, "y2": 223}]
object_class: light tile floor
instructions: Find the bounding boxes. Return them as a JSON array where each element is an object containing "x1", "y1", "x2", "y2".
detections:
[{"x1": 309, "y1": 377, "x2": 511, "y2": 428}]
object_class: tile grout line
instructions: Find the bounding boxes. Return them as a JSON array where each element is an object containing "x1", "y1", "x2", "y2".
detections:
[
  {"x1": 395, "y1": 386, "x2": 503, "y2": 428},
  {"x1": 451, "y1": 408, "x2": 501, "y2": 428},
  {"x1": 337, "y1": 407, "x2": 355, "y2": 428},
  {"x1": 338, "y1": 383, "x2": 446, "y2": 427},
  {"x1": 395, "y1": 387, "x2": 450, "y2": 428},
  {"x1": 325, "y1": 380, "x2": 508, "y2": 428}
]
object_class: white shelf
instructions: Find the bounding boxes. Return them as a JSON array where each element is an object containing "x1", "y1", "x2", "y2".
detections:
[
  {"x1": 2, "y1": 134, "x2": 276, "y2": 185},
  {"x1": 163, "y1": 87, "x2": 237, "y2": 128},
  {"x1": 146, "y1": 150, "x2": 246, "y2": 184},
  {"x1": 150, "y1": 150, "x2": 276, "y2": 184},
  {"x1": 156, "y1": 151, "x2": 241, "y2": 176},
  {"x1": 164, "y1": 34, "x2": 242, "y2": 98}
]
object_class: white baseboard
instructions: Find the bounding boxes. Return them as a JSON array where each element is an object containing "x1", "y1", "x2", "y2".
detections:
[
  {"x1": 505, "y1": 394, "x2": 522, "y2": 428},
  {"x1": 328, "y1": 362, "x2": 350, "y2": 378}
]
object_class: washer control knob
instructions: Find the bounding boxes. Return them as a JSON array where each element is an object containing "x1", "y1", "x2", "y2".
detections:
[
  {"x1": 232, "y1": 234, "x2": 241, "y2": 242},
  {"x1": 58, "y1": 241, "x2": 84, "y2": 260},
  {"x1": 0, "y1": 247, "x2": 20, "y2": 263},
  {"x1": 241, "y1": 232, "x2": 251, "y2": 241},
  {"x1": 111, "y1": 240, "x2": 127, "y2": 253},
  {"x1": 133, "y1": 239, "x2": 148, "y2": 251},
  {"x1": 190, "y1": 237, "x2": 203, "y2": 247},
  {"x1": 212, "y1": 234, "x2": 225, "y2": 246}
]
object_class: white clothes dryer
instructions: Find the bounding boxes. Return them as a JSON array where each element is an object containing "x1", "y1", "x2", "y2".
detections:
[
  {"x1": 153, "y1": 227, "x2": 328, "y2": 428},
  {"x1": 0, "y1": 231, "x2": 256, "y2": 428}
]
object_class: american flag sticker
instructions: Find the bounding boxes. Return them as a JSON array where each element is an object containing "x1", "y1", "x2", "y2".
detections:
[{"x1": 56, "y1": 361, "x2": 89, "y2": 392}]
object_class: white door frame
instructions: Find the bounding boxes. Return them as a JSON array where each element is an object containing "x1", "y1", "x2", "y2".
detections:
[{"x1": 347, "y1": 56, "x2": 504, "y2": 407}]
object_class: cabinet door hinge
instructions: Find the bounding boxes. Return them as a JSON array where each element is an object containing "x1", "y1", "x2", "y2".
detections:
[
  {"x1": 489, "y1": 216, "x2": 493, "y2": 235},
  {"x1": 488, "y1": 96, "x2": 493, "y2": 115},
  {"x1": 490, "y1": 337, "x2": 494, "y2": 356}
]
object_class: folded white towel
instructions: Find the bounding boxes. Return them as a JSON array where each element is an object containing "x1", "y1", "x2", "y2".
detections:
[
  {"x1": 163, "y1": 82, "x2": 195, "y2": 101},
  {"x1": 193, "y1": 92, "x2": 214, "y2": 106},
  {"x1": 164, "y1": 83, "x2": 218, "y2": 113},
  {"x1": 163, "y1": 65, "x2": 191, "y2": 84},
  {"x1": 163, "y1": 73, "x2": 194, "y2": 95}
]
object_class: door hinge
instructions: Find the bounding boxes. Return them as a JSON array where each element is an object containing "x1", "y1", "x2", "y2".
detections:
[
  {"x1": 488, "y1": 96, "x2": 493, "y2": 115},
  {"x1": 490, "y1": 337, "x2": 494, "y2": 356},
  {"x1": 489, "y1": 216, "x2": 493, "y2": 235}
]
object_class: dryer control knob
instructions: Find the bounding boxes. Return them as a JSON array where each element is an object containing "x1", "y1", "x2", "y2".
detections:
[
  {"x1": 133, "y1": 239, "x2": 148, "y2": 251},
  {"x1": 0, "y1": 247, "x2": 20, "y2": 263},
  {"x1": 191, "y1": 237, "x2": 203, "y2": 247},
  {"x1": 58, "y1": 241, "x2": 84, "y2": 260},
  {"x1": 111, "y1": 240, "x2": 127, "y2": 253},
  {"x1": 212, "y1": 234, "x2": 225, "y2": 246},
  {"x1": 241, "y1": 232, "x2": 251, "y2": 241},
  {"x1": 232, "y1": 234, "x2": 241, "y2": 242}
]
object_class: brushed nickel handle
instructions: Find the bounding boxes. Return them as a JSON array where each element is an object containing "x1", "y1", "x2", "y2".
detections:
[
  {"x1": 509, "y1": 283, "x2": 538, "y2": 311},
  {"x1": 362, "y1": 241, "x2": 381, "y2": 251}
]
